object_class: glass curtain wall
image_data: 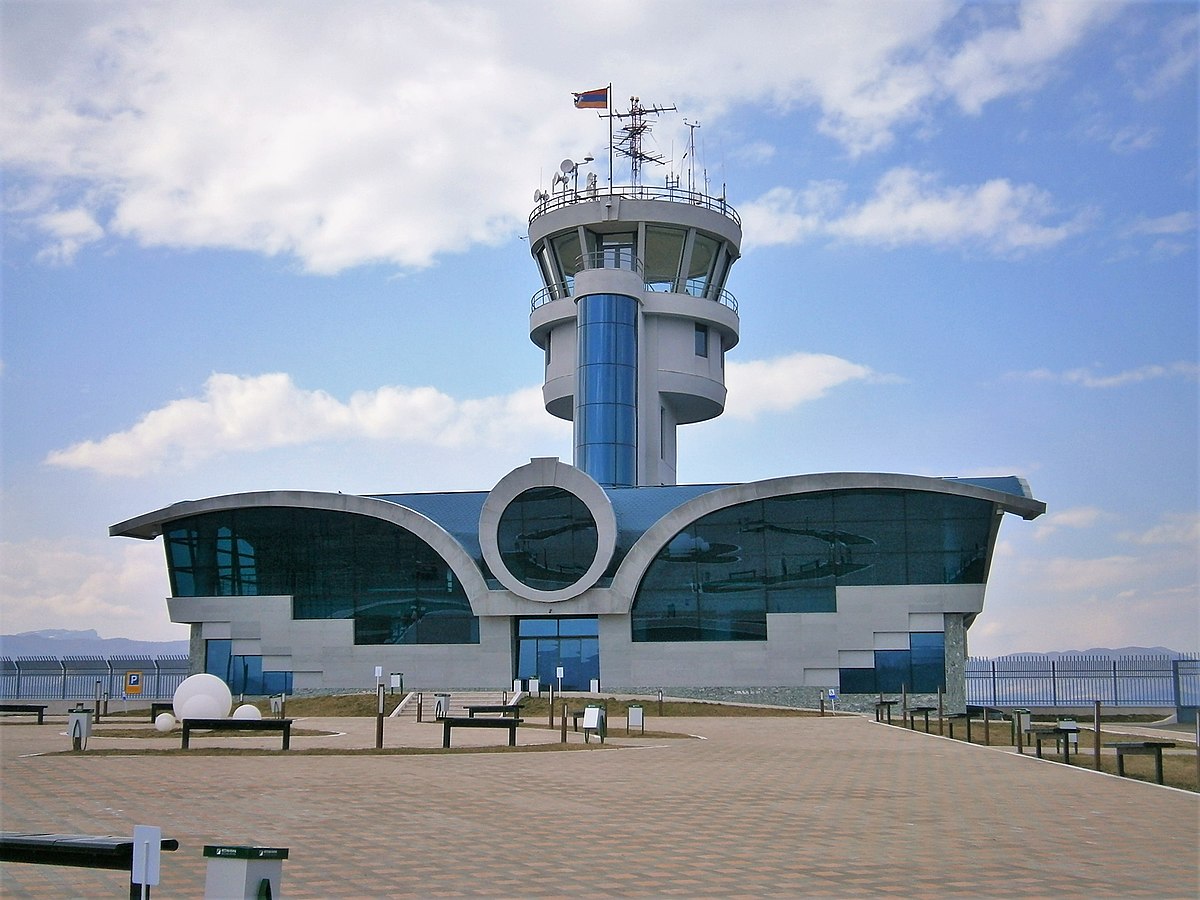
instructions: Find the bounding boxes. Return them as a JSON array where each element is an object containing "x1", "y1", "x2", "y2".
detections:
[
  {"x1": 164, "y1": 508, "x2": 479, "y2": 645},
  {"x1": 631, "y1": 490, "x2": 995, "y2": 642},
  {"x1": 575, "y1": 293, "x2": 638, "y2": 487}
]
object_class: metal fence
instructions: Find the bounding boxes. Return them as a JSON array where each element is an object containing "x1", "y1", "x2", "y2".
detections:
[
  {"x1": 0, "y1": 656, "x2": 190, "y2": 700},
  {"x1": 966, "y1": 654, "x2": 1200, "y2": 708}
]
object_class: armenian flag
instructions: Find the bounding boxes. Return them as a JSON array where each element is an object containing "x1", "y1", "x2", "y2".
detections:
[{"x1": 573, "y1": 87, "x2": 609, "y2": 109}]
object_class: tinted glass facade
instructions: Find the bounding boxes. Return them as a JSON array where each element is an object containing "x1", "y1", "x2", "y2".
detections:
[
  {"x1": 575, "y1": 293, "x2": 638, "y2": 487},
  {"x1": 205, "y1": 638, "x2": 294, "y2": 695},
  {"x1": 631, "y1": 490, "x2": 995, "y2": 642},
  {"x1": 839, "y1": 632, "x2": 946, "y2": 693},
  {"x1": 164, "y1": 508, "x2": 478, "y2": 645},
  {"x1": 497, "y1": 487, "x2": 599, "y2": 591}
]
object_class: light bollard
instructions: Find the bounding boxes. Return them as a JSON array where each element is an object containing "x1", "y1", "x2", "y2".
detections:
[{"x1": 376, "y1": 683, "x2": 385, "y2": 749}]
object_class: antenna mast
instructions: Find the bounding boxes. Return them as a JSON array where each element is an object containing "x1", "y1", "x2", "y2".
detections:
[
  {"x1": 684, "y1": 119, "x2": 700, "y2": 193},
  {"x1": 609, "y1": 96, "x2": 676, "y2": 187}
]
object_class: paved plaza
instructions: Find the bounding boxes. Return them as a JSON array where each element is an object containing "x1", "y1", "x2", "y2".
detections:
[{"x1": 1, "y1": 710, "x2": 1197, "y2": 898}]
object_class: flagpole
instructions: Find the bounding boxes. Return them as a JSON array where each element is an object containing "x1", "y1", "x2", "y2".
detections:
[{"x1": 608, "y1": 82, "x2": 614, "y2": 196}]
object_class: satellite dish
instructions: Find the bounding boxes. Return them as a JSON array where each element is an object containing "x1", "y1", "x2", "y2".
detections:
[{"x1": 560, "y1": 158, "x2": 576, "y2": 174}]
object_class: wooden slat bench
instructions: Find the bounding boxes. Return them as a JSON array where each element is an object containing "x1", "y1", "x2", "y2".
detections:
[
  {"x1": 0, "y1": 703, "x2": 48, "y2": 724},
  {"x1": 1105, "y1": 741, "x2": 1176, "y2": 785},
  {"x1": 440, "y1": 715, "x2": 522, "y2": 748},
  {"x1": 180, "y1": 717, "x2": 293, "y2": 750}
]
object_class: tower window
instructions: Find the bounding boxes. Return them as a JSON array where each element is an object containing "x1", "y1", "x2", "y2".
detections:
[{"x1": 695, "y1": 323, "x2": 709, "y2": 357}]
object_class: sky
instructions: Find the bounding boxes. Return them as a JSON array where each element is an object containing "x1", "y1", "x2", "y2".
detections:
[{"x1": 1, "y1": 0, "x2": 1196, "y2": 656}]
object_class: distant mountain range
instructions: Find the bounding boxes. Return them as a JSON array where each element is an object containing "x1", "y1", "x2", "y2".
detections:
[
  {"x1": 990, "y1": 647, "x2": 1188, "y2": 660},
  {"x1": 0, "y1": 629, "x2": 1189, "y2": 661},
  {"x1": 0, "y1": 629, "x2": 189, "y2": 659}
]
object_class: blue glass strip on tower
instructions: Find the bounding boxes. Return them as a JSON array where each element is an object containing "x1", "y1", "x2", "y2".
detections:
[{"x1": 576, "y1": 293, "x2": 637, "y2": 487}]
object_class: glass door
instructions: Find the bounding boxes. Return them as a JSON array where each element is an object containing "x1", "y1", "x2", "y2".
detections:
[{"x1": 515, "y1": 617, "x2": 599, "y2": 690}]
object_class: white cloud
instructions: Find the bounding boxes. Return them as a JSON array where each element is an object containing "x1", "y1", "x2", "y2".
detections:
[
  {"x1": 1012, "y1": 361, "x2": 1200, "y2": 389},
  {"x1": 45, "y1": 372, "x2": 568, "y2": 477},
  {"x1": 1122, "y1": 211, "x2": 1197, "y2": 237},
  {"x1": 938, "y1": 0, "x2": 1123, "y2": 115},
  {"x1": 33, "y1": 207, "x2": 104, "y2": 264},
  {"x1": 46, "y1": 351, "x2": 887, "y2": 476},
  {"x1": 1119, "y1": 512, "x2": 1200, "y2": 548},
  {"x1": 0, "y1": 1, "x2": 1123, "y2": 271},
  {"x1": 724, "y1": 352, "x2": 899, "y2": 421},
  {"x1": 974, "y1": 509, "x2": 1200, "y2": 654},
  {"x1": 0, "y1": 538, "x2": 182, "y2": 641},
  {"x1": 1033, "y1": 506, "x2": 1114, "y2": 540},
  {"x1": 741, "y1": 167, "x2": 1087, "y2": 254}
]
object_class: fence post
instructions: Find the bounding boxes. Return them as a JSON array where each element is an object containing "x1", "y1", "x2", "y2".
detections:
[
  {"x1": 990, "y1": 661, "x2": 997, "y2": 707},
  {"x1": 60, "y1": 659, "x2": 67, "y2": 700},
  {"x1": 1051, "y1": 660, "x2": 1057, "y2": 706},
  {"x1": 1113, "y1": 660, "x2": 1119, "y2": 705}
]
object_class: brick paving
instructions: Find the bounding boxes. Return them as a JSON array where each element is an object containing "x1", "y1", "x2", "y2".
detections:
[{"x1": 1, "y1": 712, "x2": 1197, "y2": 898}]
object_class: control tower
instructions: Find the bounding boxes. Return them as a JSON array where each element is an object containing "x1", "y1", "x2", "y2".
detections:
[{"x1": 528, "y1": 98, "x2": 742, "y2": 487}]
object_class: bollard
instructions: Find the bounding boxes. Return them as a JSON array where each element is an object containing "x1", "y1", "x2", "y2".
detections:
[
  {"x1": 657, "y1": 689, "x2": 664, "y2": 717},
  {"x1": 819, "y1": 697, "x2": 825, "y2": 717},
  {"x1": 416, "y1": 692, "x2": 423, "y2": 723},
  {"x1": 1093, "y1": 700, "x2": 1102, "y2": 770},
  {"x1": 937, "y1": 689, "x2": 944, "y2": 735},
  {"x1": 560, "y1": 705, "x2": 568, "y2": 743},
  {"x1": 375, "y1": 683, "x2": 385, "y2": 749},
  {"x1": 982, "y1": 707, "x2": 990, "y2": 746}
]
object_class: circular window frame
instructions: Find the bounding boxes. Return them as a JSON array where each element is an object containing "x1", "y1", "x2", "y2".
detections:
[{"x1": 479, "y1": 459, "x2": 617, "y2": 602}]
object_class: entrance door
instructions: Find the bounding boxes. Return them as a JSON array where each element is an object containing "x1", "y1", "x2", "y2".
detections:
[{"x1": 515, "y1": 617, "x2": 599, "y2": 691}]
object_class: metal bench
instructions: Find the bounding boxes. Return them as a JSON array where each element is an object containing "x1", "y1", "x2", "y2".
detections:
[
  {"x1": 1105, "y1": 741, "x2": 1176, "y2": 785},
  {"x1": 0, "y1": 703, "x2": 48, "y2": 724},
  {"x1": 440, "y1": 715, "x2": 522, "y2": 748},
  {"x1": 181, "y1": 717, "x2": 293, "y2": 750},
  {"x1": 0, "y1": 831, "x2": 178, "y2": 899},
  {"x1": 149, "y1": 702, "x2": 174, "y2": 722}
]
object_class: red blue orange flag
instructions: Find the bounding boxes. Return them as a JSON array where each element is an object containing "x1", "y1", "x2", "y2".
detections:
[{"x1": 573, "y1": 87, "x2": 608, "y2": 109}]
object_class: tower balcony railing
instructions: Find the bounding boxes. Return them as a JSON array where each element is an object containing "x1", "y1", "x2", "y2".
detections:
[
  {"x1": 531, "y1": 279, "x2": 739, "y2": 313},
  {"x1": 529, "y1": 183, "x2": 741, "y2": 228}
]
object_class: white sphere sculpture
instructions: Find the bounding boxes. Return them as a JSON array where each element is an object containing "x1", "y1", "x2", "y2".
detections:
[
  {"x1": 154, "y1": 712, "x2": 176, "y2": 732},
  {"x1": 172, "y1": 673, "x2": 232, "y2": 719},
  {"x1": 232, "y1": 704, "x2": 262, "y2": 720},
  {"x1": 179, "y1": 693, "x2": 224, "y2": 720}
]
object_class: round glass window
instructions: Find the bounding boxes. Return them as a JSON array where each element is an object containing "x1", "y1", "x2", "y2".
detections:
[{"x1": 496, "y1": 487, "x2": 599, "y2": 591}]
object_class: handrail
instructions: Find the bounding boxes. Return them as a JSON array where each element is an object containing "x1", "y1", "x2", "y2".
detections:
[
  {"x1": 530, "y1": 184, "x2": 741, "y2": 228},
  {"x1": 532, "y1": 282, "x2": 738, "y2": 314}
]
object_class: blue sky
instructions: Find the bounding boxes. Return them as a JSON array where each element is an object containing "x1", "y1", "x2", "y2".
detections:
[{"x1": 2, "y1": 0, "x2": 1196, "y2": 654}]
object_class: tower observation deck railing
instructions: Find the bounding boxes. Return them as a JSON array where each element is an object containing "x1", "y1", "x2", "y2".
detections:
[
  {"x1": 531, "y1": 249, "x2": 738, "y2": 313},
  {"x1": 531, "y1": 279, "x2": 738, "y2": 313},
  {"x1": 529, "y1": 184, "x2": 741, "y2": 229}
]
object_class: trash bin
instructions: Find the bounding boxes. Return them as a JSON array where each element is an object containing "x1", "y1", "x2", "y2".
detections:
[
  {"x1": 582, "y1": 704, "x2": 606, "y2": 743},
  {"x1": 203, "y1": 845, "x2": 288, "y2": 899},
  {"x1": 433, "y1": 693, "x2": 451, "y2": 719},
  {"x1": 67, "y1": 705, "x2": 92, "y2": 751},
  {"x1": 627, "y1": 704, "x2": 644, "y2": 735}
]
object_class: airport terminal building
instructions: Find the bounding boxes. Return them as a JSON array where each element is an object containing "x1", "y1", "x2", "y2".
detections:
[{"x1": 111, "y1": 103, "x2": 1045, "y2": 709}]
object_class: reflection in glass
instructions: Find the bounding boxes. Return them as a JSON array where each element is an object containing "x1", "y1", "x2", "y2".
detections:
[
  {"x1": 498, "y1": 488, "x2": 598, "y2": 591},
  {"x1": 164, "y1": 508, "x2": 478, "y2": 645},
  {"x1": 632, "y1": 490, "x2": 995, "y2": 642},
  {"x1": 576, "y1": 293, "x2": 638, "y2": 487}
]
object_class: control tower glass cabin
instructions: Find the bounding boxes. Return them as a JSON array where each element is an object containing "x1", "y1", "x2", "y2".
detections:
[{"x1": 528, "y1": 181, "x2": 742, "y2": 487}]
